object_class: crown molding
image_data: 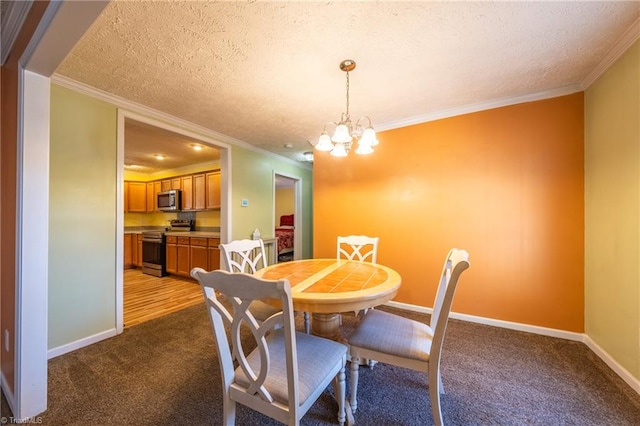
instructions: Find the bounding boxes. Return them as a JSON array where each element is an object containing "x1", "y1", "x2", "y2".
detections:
[
  {"x1": 375, "y1": 84, "x2": 583, "y2": 132},
  {"x1": 581, "y1": 15, "x2": 640, "y2": 89},
  {"x1": 1, "y1": 0, "x2": 33, "y2": 65},
  {"x1": 50, "y1": 74, "x2": 312, "y2": 170}
]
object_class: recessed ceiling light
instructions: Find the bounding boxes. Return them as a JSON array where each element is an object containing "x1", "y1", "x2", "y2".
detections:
[
  {"x1": 191, "y1": 144, "x2": 203, "y2": 151},
  {"x1": 153, "y1": 154, "x2": 165, "y2": 160}
]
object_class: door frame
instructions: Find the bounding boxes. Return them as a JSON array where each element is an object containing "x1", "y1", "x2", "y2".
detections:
[
  {"x1": 116, "y1": 109, "x2": 231, "y2": 333},
  {"x1": 273, "y1": 171, "x2": 302, "y2": 261}
]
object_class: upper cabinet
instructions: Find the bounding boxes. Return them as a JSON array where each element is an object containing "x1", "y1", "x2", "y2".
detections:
[
  {"x1": 126, "y1": 181, "x2": 147, "y2": 212},
  {"x1": 147, "y1": 181, "x2": 161, "y2": 212},
  {"x1": 193, "y1": 173, "x2": 206, "y2": 210},
  {"x1": 181, "y1": 175, "x2": 193, "y2": 210},
  {"x1": 125, "y1": 170, "x2": 220, "y2": 213},
  {"x1": 206, "y1": 171, "x2": 221, "y2": 209}
]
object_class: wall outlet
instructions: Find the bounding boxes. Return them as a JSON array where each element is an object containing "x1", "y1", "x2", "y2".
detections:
[{"x1": 4, "y1": 329, "x2": 9, "y2": 352}]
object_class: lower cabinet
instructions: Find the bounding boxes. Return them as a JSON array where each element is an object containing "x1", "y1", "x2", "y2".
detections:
[
  {"x1": 190, "y1": 238, "x2": 209, "y2": 271},
  {"x1": 124, "y1": 234, "x2": 133, "y2": 268},
  {"x1": 166, "y1": 235, "x2": 221, "y2": 278},
  {"x1": 136, "y1": 234, "x2": 143, "y2": 267},
  {"x1": 177, "y1": 236, "x2": 191, "y2": 276},
  {"x1": 166, "y1": 236, "x2": 178, "y2": 274},
  {"x1": 208, "y1": 238, "x2": 221, "y2": 270},
  {"x1": 124, "y1": 233, "x2": 144, "y2": 269}
]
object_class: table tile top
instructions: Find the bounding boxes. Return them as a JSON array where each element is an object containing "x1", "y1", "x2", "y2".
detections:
[{"x1": 260, "y1": 259, "x2": 394, "y2": 294}]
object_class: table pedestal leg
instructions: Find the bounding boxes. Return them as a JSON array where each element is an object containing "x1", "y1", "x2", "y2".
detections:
[{"x1": 311, "y1": 313, "x2": 345, "y2": 342}]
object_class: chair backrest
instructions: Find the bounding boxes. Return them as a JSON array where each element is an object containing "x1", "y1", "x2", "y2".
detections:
[
  {"x1": 220, "y1": 238, "x2": 267, "y2": 273},
  {"x1": 429, "y1": 248, "x2": 470, "y2": 361},
  {"x1": 191, "y1": 268, "x2": 301, "y2": 412},
  {"x1": 337, "y1": 235, "x2": 379, "y2": 263}
]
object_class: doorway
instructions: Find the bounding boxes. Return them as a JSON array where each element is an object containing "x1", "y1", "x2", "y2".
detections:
[
  {"x1": 274, "y1": 173, "x2": 302, "y2": 262},
  {"x1": 117, "y1": 109, "x2": 231, "y2": 333}
]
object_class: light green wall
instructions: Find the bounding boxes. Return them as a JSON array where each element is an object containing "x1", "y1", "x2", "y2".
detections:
[
  {"x1": 230, "y1": 146, "x2": 313, "y2": 258},
  {"x1": 49, "y1": 83, "x2": 313, "y2": 349},
  {"x1": 49, "y1": 84, "x2": 117, "y2": 349},
  {"x1": 585, "y1": 39, "x2": 640, "y2": 379}
]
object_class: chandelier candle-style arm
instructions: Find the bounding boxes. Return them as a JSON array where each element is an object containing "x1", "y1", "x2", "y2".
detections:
[{"x1": 314, "y1": 59, "x2": 378, "y2": 156}]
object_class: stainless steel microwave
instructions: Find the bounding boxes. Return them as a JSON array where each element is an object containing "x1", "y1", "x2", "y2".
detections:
[{"x1": 157, "y1": 189, "x2": 181, "y2": 211}]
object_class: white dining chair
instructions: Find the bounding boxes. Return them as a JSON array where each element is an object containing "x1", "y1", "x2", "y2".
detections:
[
  {"x1": 191, "y1": 268, "x2": 347, "y2": 426},
  {"x1": 337, "y1": 235, "x2": 380, "y2": 320},
  {"x1": 347, "y1": 248, "x2": 470, "y2": 426},
  {"x1": 220, "y1": 238, "x2": 310, "y2": 333},
  {"x1": 337, "y1": 235, "x2": 379, "y2": 263}
]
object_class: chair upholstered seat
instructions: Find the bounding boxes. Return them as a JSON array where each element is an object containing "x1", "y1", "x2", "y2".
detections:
[
  {"x1": 191, "y1": 268, "x2": 347, "y2": 426},
  {"x1": 348, "y1": 309, "x2": 433, "y2": 362},
  {"x1": 235, "y1": 329, "x2": 348, "y2": 406},
  {"x1": 347, "y1": 248, "x2": 470, "y2": 426}
]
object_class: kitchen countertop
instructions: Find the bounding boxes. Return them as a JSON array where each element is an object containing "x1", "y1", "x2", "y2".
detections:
[
  {"x1": 165, "y1": 231, "x2": 220, "y2": 238},
  {"x1": 124, "y1": 229, "x2": 220, "y2": 238}
]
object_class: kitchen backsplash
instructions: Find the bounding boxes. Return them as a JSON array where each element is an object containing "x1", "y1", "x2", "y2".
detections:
[{"x1": 124, "y1": 210, "x2": 220, "y2": 229}]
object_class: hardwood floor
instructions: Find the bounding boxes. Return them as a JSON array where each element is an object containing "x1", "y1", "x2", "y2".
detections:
[{"x1": 124, "y1": 268, "x2": 204, "y2": 328}]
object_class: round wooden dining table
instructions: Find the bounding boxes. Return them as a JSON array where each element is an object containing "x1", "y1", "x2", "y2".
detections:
[{"x1": 254, "y1": 258, "x2": 401, "y2": 341}]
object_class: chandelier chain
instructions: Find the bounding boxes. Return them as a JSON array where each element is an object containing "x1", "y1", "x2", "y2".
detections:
[{"x1": 345, "y1": 71, "x2": 350, "y2": 119}]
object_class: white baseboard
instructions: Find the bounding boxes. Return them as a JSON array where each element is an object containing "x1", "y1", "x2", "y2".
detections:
[
  {"x1": 583, "y1": 335, "x2": 640, "y2": 395},
  {"x1": 1, "y1": 369, "x2": 16, "y2": 415},
  {"x1": 47, "y1": 328, "x2": 117, "y2": 359},
  {"x1": 385, "y1": 300, "x2": 639, "y2": 395}
]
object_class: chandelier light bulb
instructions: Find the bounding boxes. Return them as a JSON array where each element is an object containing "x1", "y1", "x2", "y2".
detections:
[
  {"x1": 330, "y1": 143, "x2": 348, "y2": 157},
  {"x1": 316, "y1": 132, "x2": 335, "y2": 151},
  {"x1": 355, "y1": 144, "x2": 374, "y2": 155},
  {"x1": 331, "y1": 123, "x2": 353, "y2": 144},
  {"x1": 359, "y1": 127, "x2": 379, "y2": 147}
]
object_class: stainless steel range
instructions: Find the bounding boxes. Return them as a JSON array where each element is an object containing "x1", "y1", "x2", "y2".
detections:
[
  {"x1": 141, "y1": 219, "x2": 194, "y2": 277},
  {"x1": 142, "y1": 231, "x2": 167, "y2": 277}
]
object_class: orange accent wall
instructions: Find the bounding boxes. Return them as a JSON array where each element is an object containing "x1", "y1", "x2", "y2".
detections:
[
  {"x1": 0, "y1": 1, "x2": 50, "y2": 396},
  {"x1": 314, "y1": 94, "x2": 584, "y2": 332}
]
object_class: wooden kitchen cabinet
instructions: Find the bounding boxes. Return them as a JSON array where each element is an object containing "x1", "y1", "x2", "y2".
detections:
[
  {"x1": 166, "y1": 235, "x2": 221, "y2": 277},
  {"x1": 177, "y1": 236, "x2": 191, "y2": 276},
  {"x1": 171, "y1": 178, "x2": 181, "y2": 190},
  {"x1": 193, "y1": 173, "x2": 206, "y2": 210},
  {"x1": 208, "y1": 238, "x2": 221, "y2": 271},
  {"x1": 206, "y1": 171, "x2": 221, "y2": 209},
  {"x1": 190, "y1": 238, "x2": 209, "y2": 271},
  {"x1": 130, "y1": 234, "x2": 138, "y2": 267},
  {"x1": 136, "y1": 234, "x2": 143, "y2": 267},
  {"x1": 181, "y1": 176, "x2": 193, "y2": 210},
  {"x1": 124, "y1": 234, "x2": 133, "y2": 268},
  {"x1": 126, "y1": 182, "x2": 147, "y2": 212},
  {"x1": 146, "y1": 181, "x2": 162, "y2": 212},
  {"x1": 166, "y1": 236, "x2": 177, "y2": 274},
  {"x1": 124, "y1": 182, "x2": 129, "y2": 212}
]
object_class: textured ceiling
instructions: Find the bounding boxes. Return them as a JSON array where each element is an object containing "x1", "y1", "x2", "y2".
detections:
[
  {"x1": 56, "y1": 1, "x2": 640, "y2": 167},
  {"x1": 125, "y1": 118, "x2": 220, "y2": 174}
]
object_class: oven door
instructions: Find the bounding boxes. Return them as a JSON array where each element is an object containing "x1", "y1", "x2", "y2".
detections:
[{"x1": 142, "y1": 235, "x2": 167, "y2": 277}]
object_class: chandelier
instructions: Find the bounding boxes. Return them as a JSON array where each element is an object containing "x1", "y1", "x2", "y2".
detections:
[{"x1": 314, "y1": 59, "x2": 378, "y2": 157}]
